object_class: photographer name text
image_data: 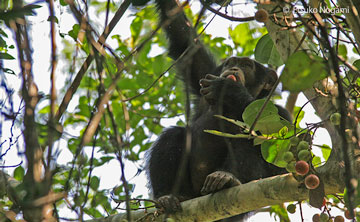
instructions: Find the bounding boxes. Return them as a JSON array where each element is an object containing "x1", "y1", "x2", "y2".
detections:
[{"x1": 285, "y1": 6, "x2": 349, "y2": 14}]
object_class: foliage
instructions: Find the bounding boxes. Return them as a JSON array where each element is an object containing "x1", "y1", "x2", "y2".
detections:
[
  {"x1": 0, "y1": 0, "x2": 359, "y2": 221},
  {"x1": 255, "y1": 34, "x2": 283, "y2": 66},
  {"x1": 281, "y1": 51, "x2": 328, "y2": 92}
]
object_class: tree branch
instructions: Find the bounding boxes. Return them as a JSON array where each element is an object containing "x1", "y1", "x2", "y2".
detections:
[
  {"x1": 86, "y1": 172, "x2": 344, "y2": 222},
  {"x1": 55, "y1": 0, "x2": 131, "y2": 122},
  {"x1": 338, "y1": 0, "x2": 360, "y2": 47}
]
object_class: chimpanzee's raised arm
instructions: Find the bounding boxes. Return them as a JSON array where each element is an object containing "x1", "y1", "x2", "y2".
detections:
[{"x1": 155, "y1": 0, "x2": 217, "y2": 95}]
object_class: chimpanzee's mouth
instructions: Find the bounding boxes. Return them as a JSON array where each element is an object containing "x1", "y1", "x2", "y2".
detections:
[{"x1": 222, "y1": 71, "x2": 245, "y2": 85}]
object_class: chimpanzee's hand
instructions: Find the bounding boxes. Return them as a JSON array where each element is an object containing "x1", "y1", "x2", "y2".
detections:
[
  {"x1": 156, "y1": 195, "x2": 182, "y2": 214},
  {"x1": 199, "y1": 74, "x2": 233, "y2": 105},
  {"x1": 200, "y1": 171, "x2": 241, "y2": 195}
]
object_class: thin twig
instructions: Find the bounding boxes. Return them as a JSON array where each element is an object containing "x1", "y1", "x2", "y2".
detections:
[
  {"x1": 199, "y1": 0, "x2": 254, "y2": 22},
  {"x1": 55, "y1": 0, "x2": 131, "y2": 122}
]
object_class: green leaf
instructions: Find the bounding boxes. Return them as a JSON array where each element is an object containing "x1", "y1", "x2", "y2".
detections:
[
  {"x1": 3, "y1": 68, "x2": 15, "y2": 75},
  {"x1": 84, "y1": 207, "x2": 103, "y2": 218},
  {"x1": 68, "y1": 24, "x2": 80, "y2": 40},
  {"x1": 242, "y1": 99, "x2": 285, "y2": 134},
  {"x1": 350, "y1": 59, "x2": 360, "y2": 82},
  {"x1": 353, "y1": 59, "x2": 360, "y2": 70},
  {"x1": 258, "y1": 114, "x2": 286, "y2": 134},
  {"x1": 214, "y1": 115, "x2": 250, "y2": 130},
  {"x1": 152, "y1": 54, "x2": 166, "y2": 75},
  {"x1": 293, "y1": 106, "x2": 305, "y2": 128},
  {"x1": 68, "y1": 138, "x2": 79, "y2": 154},
  {"x1": 137, "y1": 40, "x2": 151, "y2": 66},
  {"x1": 0, "y1": 36, "x2": 6, "y2": 48},
  {"x1": 254, "y1": 34, "x2": 283, "y2": 66},
  {"x1": 0, "y1": 4, "x2": 41, "y2": 22},
  {"x1": 0, "y1": 28, "x2": 7, "y2": 37},
  {"x1": 130, "y1": 16, "x2": 143, "y2": 44},
  {"x1": 60, "y1": 0, "x2": 67, "y2": 6},
  {"x1": 229, "y1": 23, "x2": 260, "y2": 56},
  {"x1": 13, "y1": 166, "x2": 25, "y2": 181},
  {"x1": 337, "y1": 44, "x2": 347, "y2": 60},
  {"x1": 312, "y1": 156, "x2": 321, "y2": 166},
  {"x1": 279, "y1": 126, "x2": 289, "y2": 138},
  {"x1": 0, "y1": 0, "x2": 9, "y2": 10},
  {"x1": 47, "y1": 15, "x2": 59, "y2": 24},
  {"x1": 269, "y1": 205, "x2": 290, "y2": 222},
  {"x1": 204, "y1": 130, "x2": 250, "y2": 139},
  {"x1": 229, "y1": 23, "x2": 251, "y2": 46},
  {"x1": 0, "y1": 52, "x2": 15, "y2": 60},
  {"x1": 113, "y1": 186, "x2": 123, "y2": 195},
  {"x1": 281, "y1": 51, "x2": 327, "y2": 92},
  {"x1": 90, "y1": 176, "x2": 100, "y2": 190},
  {"x1": 243, "y1": 99, "x2": 278, "y2": 124},
  {"x1": 261, "y1": 138, "x2": 291, "y2": 167},
  {"x1": 253, "y1": 137, "x2": 268, "y2": 145},
  {"x1": 320, "y1": 144, "x2": 331, "y2": 161}
]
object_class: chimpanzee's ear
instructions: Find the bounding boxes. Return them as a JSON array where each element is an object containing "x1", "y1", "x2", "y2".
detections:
[{"x1": 263, "y1": 69, "x2": 278, "y2": 90}]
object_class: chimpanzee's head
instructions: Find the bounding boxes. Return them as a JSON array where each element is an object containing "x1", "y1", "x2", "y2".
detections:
[{"x1": 216, "y1": 57, "x2": 278, "y2": 98}]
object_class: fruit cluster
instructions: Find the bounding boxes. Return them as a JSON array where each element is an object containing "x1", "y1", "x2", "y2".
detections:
[
  {"x1": 312, "y1": 210, "x2": 354, "y2": 222},
  {"x1": 283, "y1": 137, "x2": 320, "y2": 190},
  {"x1": 283, "y1": 112, "x2": 356, "y2": 221},
  {"x1": 288, "y1": 200, "x2": 354, "y2": 221}
]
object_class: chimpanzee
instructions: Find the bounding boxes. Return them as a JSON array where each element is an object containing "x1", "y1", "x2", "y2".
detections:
[{"x1": 146, "y1": 0, "x2": 291, "y2": 221}]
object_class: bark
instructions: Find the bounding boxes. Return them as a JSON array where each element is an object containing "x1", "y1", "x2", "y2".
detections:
[{"x1": 85, "y1": 172, "x2": 343, "y2": 222}]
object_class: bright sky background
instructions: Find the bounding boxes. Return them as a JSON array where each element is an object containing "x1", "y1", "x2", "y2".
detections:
[{"x1": 1, "y1": 0, "x2": 348, "y2": 221}]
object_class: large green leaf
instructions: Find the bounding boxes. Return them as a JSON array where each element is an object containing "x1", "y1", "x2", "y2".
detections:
[
  {"x1": 130, "y1": 16, "x2": 143, "y2": 44},
  {"x1": 281, "y1": 51, "x2": 327, "y2": 92},
  {"x1": 242, "y1": 99, "x2": 284, "y2": 134},
  {"x1": 255, "y1": 34, "x2": 283, "y2": 67},
  {"x1": 229, "y1": 23, "x2": 261, "y2": 56},
  {"x1": 261, "y1": 139, "x2": 290, "y2": 167}
]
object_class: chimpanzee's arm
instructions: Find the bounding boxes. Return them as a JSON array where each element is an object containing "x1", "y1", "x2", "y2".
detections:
[{"x1": 155, "y1": 0, "x2": 217, "y2": 95}]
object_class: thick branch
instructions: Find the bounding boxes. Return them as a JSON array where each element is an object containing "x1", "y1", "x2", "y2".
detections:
[{"x1": 86, "y1": 172, "x2": 343, "y2": 222}]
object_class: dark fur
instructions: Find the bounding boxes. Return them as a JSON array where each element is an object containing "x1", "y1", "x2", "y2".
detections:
[{"x1": 146, "y1": 1, "x2": 291, "y2": 221}]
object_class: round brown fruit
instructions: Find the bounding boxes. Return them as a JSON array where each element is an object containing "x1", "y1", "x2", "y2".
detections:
[
  {"x1": 305, "y1": 174, "x2": 320, "y2": 189},
  {"x1": 255, "y1": 9, "x2": 269, "y2": 23},
  {"x1": 334, "y1": 215, "x2": 345, "y2": 222},
  {"x1": 312, "y1": 213, "x2": 320, "y2": 222},
  {"x1": 344, "y1": 209, "x2": 355, "y2": 219},
  {"x1": 295, "y1": 160, "x2": 309, "y2": 175},
  {"x1": 286, "y1": 204, "x2": 296, "y2": 214},
  {"x1": 226, "y1": 75, "x2": 237, "y2": 82}
]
